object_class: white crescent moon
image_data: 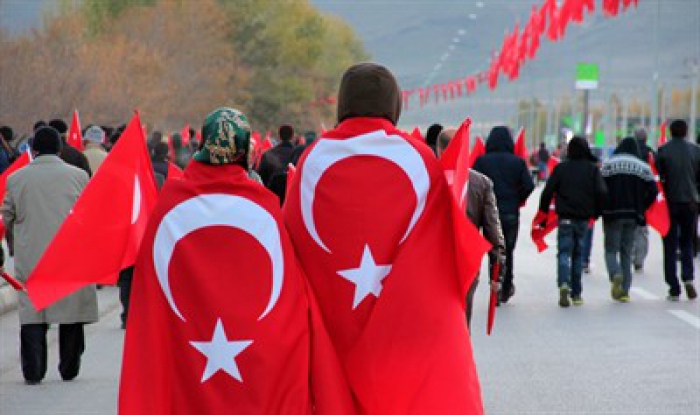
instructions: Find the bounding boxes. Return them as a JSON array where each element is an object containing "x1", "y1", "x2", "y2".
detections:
[
  {"x1": 152, "y1": 194, "x2": 284, "y2": 322},
  {"x1": 131, "y1": 175, "x2": 141, "y2": 225},
  {"x1": 299, "y1": 129, "x2": 430, "y2": 253}
]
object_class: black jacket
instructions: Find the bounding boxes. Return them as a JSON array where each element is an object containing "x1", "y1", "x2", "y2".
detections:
[
  {"x1": 539, "y1": 138, "x2": 607, "y2": 220},
  {"x1": 601, "y1": 138, "x2": 657, "y2": 223},
  {"x1": 257, "y1": 141, "x2": 296, "y2": 204},
  {"x1": 473, "y1": 127, "x2": 535, "y2": 215},
  {"x1": 60, "y1": 142, "x2": 92, "y2": 177},
  {"x1": 657, "y1": 137, "x2": 700, "y2": 204}
]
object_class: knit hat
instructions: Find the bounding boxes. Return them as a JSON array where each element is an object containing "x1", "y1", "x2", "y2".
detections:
[
  {"x1": 84, "y1": 126, "x2": 105, "y2": 144},
  {"x1": 193, "y1": 107, "x2": 251, "y2": 166},
  {"x1": 336, "y1": 63, "x2": 402, "y2": 125},
  {"x1": 33, "y1": 127, "x2": 63, "y2": 155}
]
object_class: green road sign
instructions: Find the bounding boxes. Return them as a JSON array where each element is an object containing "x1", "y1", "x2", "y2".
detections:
[{"x1": 576, "y1": 63, "x2": 599, "y2": 90}]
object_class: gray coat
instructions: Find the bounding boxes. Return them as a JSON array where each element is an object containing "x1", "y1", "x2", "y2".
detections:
[{"x1": 2, "y1": 155, "x2": 98, "y2": 324}]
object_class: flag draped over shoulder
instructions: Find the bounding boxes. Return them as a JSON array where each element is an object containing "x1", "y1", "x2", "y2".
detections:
[
  {"x1": 120, "y1": 161, "x2": 352, "y2": 414},
  {"x1": 26, "y1": 113, "x2": 158, "y2": 310},
  {"x1": 284, "y1": 117, "x2": 484, "y2": 414}
]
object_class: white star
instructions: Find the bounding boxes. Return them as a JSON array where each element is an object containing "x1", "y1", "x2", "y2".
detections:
[
  {"x1": 337, "y1": 245, "x2": 392, "y2": 309},
  {"x1": 190, "y1": 319, "x2": 253, "y2": 383}
]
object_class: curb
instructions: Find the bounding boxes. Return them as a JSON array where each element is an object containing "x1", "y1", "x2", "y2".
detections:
[{"x1": 0, "y1": 283, "x2": 19, "y2": 316}]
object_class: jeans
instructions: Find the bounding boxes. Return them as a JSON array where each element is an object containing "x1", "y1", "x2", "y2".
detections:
[
  {"x1": 663, "y1": 202, "x2": 698, "y2": 296},
  {"x1": 499, "y1": 213, "x2": 520, "y2": 298},
  {"x1": 557, "y1": 219, "x2": 589, "y2": 296},
  {"x1": 632, "y1": 225, "x2": 649, "y2": 268},
  {"x1": 582, "y1": 227, "x2": 594, "y2": 266},
  {"x1": 603, "y1": 218, "x2": 637, "y2": 293}
]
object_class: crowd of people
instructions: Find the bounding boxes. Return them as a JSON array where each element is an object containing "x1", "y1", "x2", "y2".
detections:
[{"x1": 0, "y1": 62, "x2": 698, "y2": 413}]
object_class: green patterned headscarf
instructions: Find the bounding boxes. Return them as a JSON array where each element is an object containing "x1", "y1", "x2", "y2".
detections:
[{"x1": 194, "y1": 107, "x2": 251, "y2": 166}]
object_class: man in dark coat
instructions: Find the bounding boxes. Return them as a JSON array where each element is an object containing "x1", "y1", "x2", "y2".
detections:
[
  {"x1": 538, "y1": 137, "x2": 608, "y2": 307},
  {"x1": 257, "y1": 124, "x2": 296, "y2": 205},
  {"x1": 48, "y1": 119, "x2": 92, "y2": 177},
  {"x1": 657, "y1": 119, "x2": 700, "y2": 301},
  {"x1": 473, "y1": 126, "x2": 535, "y2": 303},
  {"x1": 601, "y1": 137, "x2": 657, "y2": 302}
]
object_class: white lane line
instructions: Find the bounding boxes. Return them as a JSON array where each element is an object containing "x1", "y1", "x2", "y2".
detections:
[
  {"x1": 668, "y1": 310, "x2": 700, "y2": 329},
  {"x1": 630, "y1": 287, "x2": 660, "y2": 300}
]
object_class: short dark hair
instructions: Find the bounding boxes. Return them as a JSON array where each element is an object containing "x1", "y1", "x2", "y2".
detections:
[
  {"x1": 426, "y1": 124, "x2": 443, "y2": 146},
  {"x1": 279, "y1": 125, "x2": 294, "y2": 141},
  {"x1": 0, "y1": 126, "x2": 13, "y2": 142},
  {"x1": 48, "y1": 119, "x2": 68, "y2": 135},
  {"x1": 33, "y1": 120, "x2": 47, "y2": 131},
  {"x1": 669, "y1": 119, "x2": 688, "y2": 139},
  {"x1": 33, "y1": 127, "x2": 63, "y2": 155},
  {"x1": 437, "y1": 129, "x2": 454, "y2": 153}
]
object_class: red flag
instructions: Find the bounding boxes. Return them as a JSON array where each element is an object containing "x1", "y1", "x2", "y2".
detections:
[
  {"x1": 514, "y1": 127, "x2": 530, "y2": 166},
  {"x1": 658, "y1": 121, "x2": 667, "y2": 146},
  {"x1": 440, "y1": 119, "x2": 472, "y2": 208},
  {"x1": 531, "y1": 157, "x2": 560, "y2": 252},
  {"x1": 181, "y1": 124, "x2": 191, "y2": 147},
  {"x1": 26, "y1": 113, "x2": 158, "y2": 310},
  {"x1": 469, "y1": 135, "x2": 486, "y2": 167},
  {"x1": 285, "y1": 163, "x2": 296, "y2": 201},
  {"x1": 120, "y1": 161, "x2": 352, "y2": 414},
  {"x1": 487, "y1": 262, "x2": 500, "y2": 335},
  {"x1": 410, "y1": 127, "x2": 424, "y2": 142},
  {"x1": 603, "y1": 0, "x2": 620, "y2": 17},
  {"x1": 645, "y1": 154, "x2": 670, "y2": 236},
  {"x1": 67, "y1": 110, "x2": 84, "y2": 151},
  {"x1": 284, "y1": 117, "x2": 486, "y2": 413},
  {"x1": 167, "y1": 161, "x2": 184, "y2": 181},
  {"x1": 1, "y1": 272, "x2": 25, "y2": 291},
  {"x1": 0, "y1": 151, "x2": 32, "y2": 239}
]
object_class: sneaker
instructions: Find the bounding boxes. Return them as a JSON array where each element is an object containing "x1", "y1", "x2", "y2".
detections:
[
  {"x1": 667, "y1": 295, "x2": 680, "y2": 302},
  {"x1": 559, "y1": 285, "x2": 570, "y2": 307},
  {"x1": 634, "y1": 265, "x2": 643, "y2": 273},
  {"x1": 611, "y1": 275, "x2": 624, "y2": 300},
  {"x1": 685, "y1": 282, "x2": 697, "y2": 300},
  {"x1": 583, "y1": 264, "x2": 591, "y2": 274},
  {"x1": 571, "y1": 296, "x2": 584, "y2": 306},
  {"x1": 24, "y1": 379, "x2": 41, "y2": 386},
  {"x1": 619, "y1": 295, "x2": 630, "y2": 303}
]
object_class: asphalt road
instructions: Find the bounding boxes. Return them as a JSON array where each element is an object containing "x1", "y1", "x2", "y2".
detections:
[{"x1": 1, "y1": 187, "x2": 698, "y2": 414}]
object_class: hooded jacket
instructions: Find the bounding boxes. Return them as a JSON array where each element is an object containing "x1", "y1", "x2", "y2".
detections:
[
  {"x1": 657, "y1": 136, "x2": 700, "y2": 204},
  {"x1": 539, "y1": 137, "x2": 608, "y2": 220},
  {"x1": 601, "y1": 138, "x2": 657, "y2": 223},
  {"x1": 472, "y1": 126, "x2": 535, "y2": 215}
]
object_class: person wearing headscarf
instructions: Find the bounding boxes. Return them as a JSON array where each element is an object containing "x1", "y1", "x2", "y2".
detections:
[
  {"x1": 538, "y1": 137, "x2": 608, "y2": 307},
  {"x1": 600, "y1": 137, "x2": 657, "y2": 302},
  {"x1": 2, "y1": 127, "x2": 96, "y2": 385}
]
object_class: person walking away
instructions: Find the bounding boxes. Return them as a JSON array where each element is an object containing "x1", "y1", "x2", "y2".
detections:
[
  {"x1": 82, "y1": 126, "x2": 108, "y2": 175},
  {"x1": 48, "y1": 119, "x2": 92, "y2": 177},
  {"x1": 2, "y1": 127, "x2": 97, "y2": 384},
  {"x1": 538, "y1": 142, "x2": 550, "y2": 182},
  {"x1": 473, "y1": 126, "x2": 535, "y2": 303},
  {"x1": 537, "y1": 137, "x2": 607, "y2": 307},
  {"x1": 657, "y1": 119, "x2": 700, "y2": 301},
  {"x1": 601, "y1": 137, "x2": 657, "y2": 302},
  {"x1": 632, "y1": 127, "x2": 655, "y2": 272},
  {"x1": 257, "y1": 124, "x2": 296, "y2": 205},
  {"x1": 437, "y1": 128, "x2": 505, "y2": 326}
]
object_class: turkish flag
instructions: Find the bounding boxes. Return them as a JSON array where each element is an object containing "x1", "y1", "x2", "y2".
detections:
[
  {"x1": 181, "y1": 124, "x2": 191, "y2": 147},
  {"x1": 532, "y1": 157, "x2": 560, "y2": 252},
  {"x1": 440, "y1": 118, "x2": 472, "y2": 203},
  {"x1": 167, "y1": 161, "x2": 184, "y2": 181},
  {"x1": 658, "y1": 121, "x2": 667, "y2": 146},
  {"x1": 603, "y1": 0, "x2": 620, "y2": 17},
  {"x1": 67, "y1": 110, "x2": 84, "y2": 151},
  {"x1": 469, "y1": 135, "x2": 486, "y2": 167},
  {"x1": 286, "y1": 163, "x2": 296, "y2": 201},
  {"x1": 284, "y1": 117, "x2": 485, "y2": 413},
  {"x1": 514, "y1": 127, "x2": 530, "y2": 166},
  {"x1": 0, "y1": 151, "x2": 32, "y2": 239},
  {"x1": 26, "y1": 112, "x2": 158, "y2": 310},
  {"x1": 120, "y1": 161, "x2": 352, "y2": 414},
  {"x1": 645, "y1": 154, "x2": 670, "y2": 236},
  {"x1": 410, "y1": 127, "x2": 424, "y2": 142}
]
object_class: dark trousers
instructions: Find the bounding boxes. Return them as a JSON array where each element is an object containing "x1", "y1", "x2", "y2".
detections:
[
  {"x1": 465, "y1": 279, "x2": 479, "y2": 329},
  {"x1": 118, "y1": 267, "x2": 134, "y2": 325},
  {"x1": 663, "y1": 202, "x2": 698, "y2": 296},
  {"x1": 500, "y1": 213, "x2": 519, "y2": 297},
  {"x1": 20, "y1": 323, "x2": 85, "y2": 382},
  {"x1": 557, "y1": 219, "x2": 589, "y2": 296}
]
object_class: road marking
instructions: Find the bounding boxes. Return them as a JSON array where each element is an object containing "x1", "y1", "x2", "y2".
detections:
[
  {"x1": 630, "y1": 287, "x2": 660, "y2": 300},
  {"x1": 668, "y1": 310, "x2": 700, "y2": 329}
]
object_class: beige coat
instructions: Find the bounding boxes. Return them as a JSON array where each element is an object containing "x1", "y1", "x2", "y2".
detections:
[
  {"x1": 2, "y1": 155, "x2": 98, "y2": 324},
  {"x1": 83, "y1": 142, "x2": 107, "y2": 175}
]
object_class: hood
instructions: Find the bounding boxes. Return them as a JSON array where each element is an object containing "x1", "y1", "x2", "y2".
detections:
[
  {"x1": 485, "y1": 126, "x2": 514, "y2": 153},
  {"x1": 336, "y1": 63, "x2": 402, "y2": 125},
  {"x1": 614, "y1": 137, "x2": 641, "y2": 158},
  {"x1": 566, "y1": 137, "x2": 595, "y2": 161}
]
